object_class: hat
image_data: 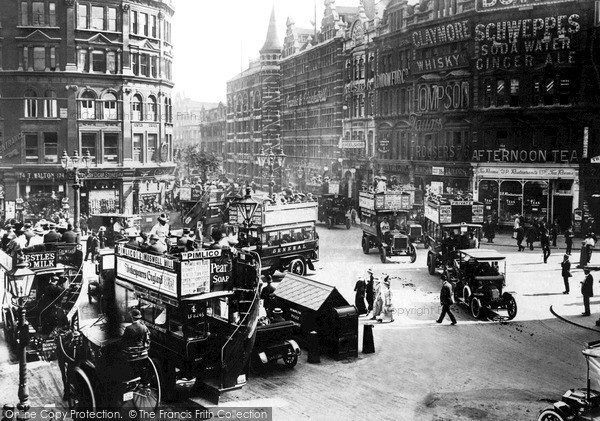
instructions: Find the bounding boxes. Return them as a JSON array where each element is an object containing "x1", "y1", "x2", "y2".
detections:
[
  {"x1": 99, "y1": 226, "x2": 106, "y2": 232},
  {"x1": 367, "y1": 268, "x2": 373, "y2": 274},
  {"x1": 125, "y1": 228, "x2": 138, "y2": 238},
  {"x1": 130, "y1": 309, "x2": 142, "y2": 320},
  {"x1": 158, "y1": 213, "x2": 168, "y2": 222},
  {"x1": 272, "y1": 308, "x2": 283, "y2": 315},
  {"x1": 50, "y1": 276, "x2": 59, "y2": 283},
  {"x1": 33, "y1": 226, "x2": 44, "y2": 235},
  {"x1": 149, "y1": 233, "x2": 160, "y2": 241},
  {"x1": 24, "y1": 222, "x2": 32, "y2": 229},
  {"x1": 58, "y1": 221, "x2": 68, "y2": 230},
  {"x1": 585, "y1": 268, "x2": 591, "y2": 273},
  {"x1": 564, "y1": 254, "x2": 570, "y2": 259}
]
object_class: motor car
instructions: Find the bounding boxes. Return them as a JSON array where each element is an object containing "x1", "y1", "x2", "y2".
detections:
[{"x1": 444, "y1": 248, "x2": 517, "y2": 320}]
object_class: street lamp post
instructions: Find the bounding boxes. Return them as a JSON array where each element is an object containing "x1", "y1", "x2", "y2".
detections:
[
  {"x1": 256, "y1": 146, "x2": 286, "y2": 197},
  {"x1": 61, "y1": 150, "x2": 91, "y2": 234},
  {"x1": 7, "y1": 259, "x2": 36, "y2": 415}
]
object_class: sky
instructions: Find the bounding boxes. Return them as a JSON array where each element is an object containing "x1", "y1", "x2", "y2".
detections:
[{"x1": 172, "y1": 0, "x2": 330, "y2": 103}]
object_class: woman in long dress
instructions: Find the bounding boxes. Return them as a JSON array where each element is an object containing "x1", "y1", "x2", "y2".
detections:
[
  {"x1": 370, "y1": 278, "x2": 383, "y2": 320},
  {"x1": 378, "y1": 276, "x2": 395, "y2": 323},
  {"x1": 354, "y1": 277, "x2": 368, "y2": 315}
]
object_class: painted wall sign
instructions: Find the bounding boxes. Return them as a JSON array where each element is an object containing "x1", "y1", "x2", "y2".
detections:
[
  {"x1": 472, "y1": 149, "x2": 578, "y2": 163},
  {"x1": 409, "y1": 114, "x2": 443, "y2": 132},
  {"x1": 374, "y1": 68, "x2": 410, "y2": 88},
  {"x1": 378, "y1": 135, "x2": 390, "y2": 154},
  {"x1": 285, "y1": 88, "x2": 330, "y2": 107},
  {"x1": 17, "y1": 172, "x2": 66, "y2": 182},
  {"x1": 412, "y1": 20, "x2": 471, "y2": 48},
  {"x1": 477, "y1": 0, "x2": 576, "y2": 12},
  {"x1": 0, "y1": 132, "x2": 23, "y2": 156},
  {"x1": 413, "y1": 54, "x2": 466, "y2": 73},
  {"x1": 414, "y1": 144, "x2": 470, "y2": 160},
  {"x1": 416, "y1": 81, "x2": 470, "y2": 112},
  {"x1": 475, "y1": 166, "x2": 578, "y2": 179},
  {"x1": 475, "y1": 14, "x2": 580, "y2": 71}
]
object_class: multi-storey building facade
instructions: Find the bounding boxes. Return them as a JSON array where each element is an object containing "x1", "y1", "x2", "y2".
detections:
[
  {"x1": 0, "y1": 0, "x2": 175, "y2": 221},
  {"x1": 225, "y1": 7, "x2": 282, "y2": 189},
  {"x1": 199, "y1": 102, "x2": 226, "y2": 157}
]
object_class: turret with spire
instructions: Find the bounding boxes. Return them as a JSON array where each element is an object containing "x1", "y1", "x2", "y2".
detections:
[{"x1": 260, "y1": 5, "x2": 282, "y2": 63}]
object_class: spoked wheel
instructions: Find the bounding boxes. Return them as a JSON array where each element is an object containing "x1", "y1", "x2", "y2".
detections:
[
  {"x1": 470, "y1": 297, "x2": 482, "y2": 319},
  {"x1": 346, "y1": 219, "x2": 351, "y2": 229},
  {"x1": 132, "y1": 358, "x2": 161, "y2": 411},
  {"x1": 68, "y1": 367, "x2": 96, "y2": 412},
  {"x1": 427, "y1": 255, "x2": 436, "y2": 275},
  {"x1": 289, "y1": 258, "x2": 306, "y2": 276},
  {"x1": 283, "y1": 354, "x2": 298, "y2": 368},
  {"x1": 58, "y1": 331, "x2": 79, "y2": 363},
  {"x1": 362, "y1": 237, "x2": 370, "y2": 254},
  {"x1": 380, "y1": 247, "x2": 387, "y2": 263},
  {"x1": 505, "y1": 293, "x2": 518, "y2": 320},
  {"x1": 409, "y1": 245, "x2": 417, "y2": 263},
  {"x1": 537, "y1": 408, "x2": 565, "y2": 421}
]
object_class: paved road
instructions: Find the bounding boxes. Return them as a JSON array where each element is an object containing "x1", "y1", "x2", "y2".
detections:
[{"x1": 1, "y1": 228, "x2": 597, "y2": 421}]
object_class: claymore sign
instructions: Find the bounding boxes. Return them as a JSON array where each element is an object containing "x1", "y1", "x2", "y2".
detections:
[{"x1": 477, "y1": 0, "x2": 576, "y2": 12}]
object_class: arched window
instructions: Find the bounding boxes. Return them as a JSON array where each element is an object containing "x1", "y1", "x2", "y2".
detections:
[
  {"x1": 80, "y1": 91, "x2": 96, "y2": 119},
  {"x1": 254, "y1": 91, "x2": 261, "y2": 108},
  {"x1": 43, "y1": 90, "x2": 57, "y2": 118},
  {"x1": 236, "y1": 94, "x2": 242, "y2": 113},
  {"x1": 146, "y1": 95, "x2": 157, "y2": 121},
  {"x1": 102, "y1": 92, "x2": 118, "y2": 120},
  {"x1": 243, "y1": 92, "x2": 248, "y2": 112},
  {"x1": 24, "y1": 89, "x2": 38, "y2": 118},
  {"x1": 132, "y1": 94, "x2": 143, "y2": 121}
]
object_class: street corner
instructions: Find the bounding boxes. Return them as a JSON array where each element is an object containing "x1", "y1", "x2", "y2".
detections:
[{"x1": 550, "y1": 298, "x2": 600, "y2": 333}]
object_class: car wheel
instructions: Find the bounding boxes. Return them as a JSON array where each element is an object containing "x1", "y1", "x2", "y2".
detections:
[
  {"x1": 470, "y1": 297, "x2": 482, "y2": 319},
  {"x1": 380, "y1": 247, "x2": 387, "y2": 263},
  {"x1": 362, "y1": 237, "x2": 370, "y2": 254},
  {"x1": 283, "y1": 354, "x2": 298, "y2": 368},
  {"x1": 504, "y1": 293, "x2": 518, "y2": 320},
  {"x1": 427, "y1": 254, "x2": 436, "y2": 275},
  {"x1": 537, "y1": 408, "x2": 566, "y2": 421},
  {"x1": 289, "y1": 258, "x2": 306, "y2": 276},
  {"x1": 409, "y1": 245, "x2": 417, "y2": 263},
  {"x1": 68, "y1": 367, "x2": 96, "y2": 411}
]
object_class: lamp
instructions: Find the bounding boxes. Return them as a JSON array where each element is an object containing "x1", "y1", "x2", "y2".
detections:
[
  {"x1": 235, "y1": 188, "x2": 260, "y2": 226},
  {"x1": 7, "y1": 258, "x2": 35, "y2": 414},
  {"x1": 61, "y1": 150, "x2": 91, "y2": 234}
]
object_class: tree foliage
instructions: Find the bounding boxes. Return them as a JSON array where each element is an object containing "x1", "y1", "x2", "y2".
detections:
[{"x1": 177, "y1": 145, "x2": 221, "y2": 179}]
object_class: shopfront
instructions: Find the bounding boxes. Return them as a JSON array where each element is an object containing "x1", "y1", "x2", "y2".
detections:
[{"x1": 473, "y1": 164, "x2": 579, "y2": 229}]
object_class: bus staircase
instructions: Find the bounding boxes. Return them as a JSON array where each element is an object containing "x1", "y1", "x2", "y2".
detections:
[
  {"x1": 182, "y1": 191, "x2": 211, "y2": 228},
  {"x1": 194, "y1": 268, "x2": 261, "y2": 404}
]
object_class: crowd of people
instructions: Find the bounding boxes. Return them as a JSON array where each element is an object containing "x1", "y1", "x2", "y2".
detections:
[{"x1": 0, "y1": 218, "x2": 82, "y2": 257}]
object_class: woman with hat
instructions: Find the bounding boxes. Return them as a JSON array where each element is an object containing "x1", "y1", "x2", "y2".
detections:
[
  {"x1": 28, "y1": 225, "x2": 45, "y2": 247},
  {"x1": 370, "y1": 276, "x2": 384, "y2": 321},
  {"x1": 150, "y1": 213, "x2": 170, "y2": 241},
  {"x1": 354, "y1": 276, "x2": 368, "y2": 315},
  {"x1": 365, "y1": 268, "x2": 375, "y2": 315},
  {"x1": 377, "y1": 276, "x2": 394, "y2": 323}
]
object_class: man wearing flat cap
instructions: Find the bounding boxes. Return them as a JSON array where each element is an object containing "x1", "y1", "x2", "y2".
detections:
[
  {"x1": 120, "y1": 309, "x2": 150, "y2": 358},
  {"x1": 44, "y1": 222, "x2": 62, "y2": 244}
]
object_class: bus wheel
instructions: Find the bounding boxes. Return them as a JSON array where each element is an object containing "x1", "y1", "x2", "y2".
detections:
[
  {"x1": 362, "y1": 237, "x2": 370, "y2": 254},
  {"x1": 289, "y1": 259, "x2": 306, "y2": 276}
]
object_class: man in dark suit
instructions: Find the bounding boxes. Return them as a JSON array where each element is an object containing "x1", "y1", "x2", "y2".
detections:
[
  {"x1": 366, "y1": 268, "x2": 375, "y2": 314},
  {"x1": 43, "y1": 223, "x2": 62, "y2": 244},
  {"x1": 436, "y1": 276, "x2": 457, "y2": 325},
  {"x1": 581, "y1": 268, "x2": 594, "y2": 316},
  {"x1": 120, "y1": 309, "x2": 150, "y2": 357},
  {"x1": 61, "y1": 223, "x2": 79, "y2": 244}
]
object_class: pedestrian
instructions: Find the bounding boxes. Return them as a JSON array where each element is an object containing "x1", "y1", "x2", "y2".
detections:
[
  {"x1": 526, "y1": 224, "x2": 538, "y2": 251},
  {"x1": 377, "y1": 276, "x2": 394, "y2": 323},
  {"x1": 436, "y1": 274, "x2": 457, "y2": 325},
  {"x1": 260, "y1": 275, "x2": 276, "y2": 318},
  {"x1": 561, "y1": 254, "x2": 572, "y2": 294},
  {"x1": 98, "y1": 226, "x2": 106, "y2": 249},
  {"x1": 541, "y1": 231, "x2": 551, "y2": 263},
  {"x1": 565, "y1": 227, "x2": 574, "y2": 255},
  {"x1": 85, "y1": 230, "x2": 99, "y2": 261},
  {"x1": 581, "y1": 268, "x2": 594, "y2": 316},
  {"x1": 516, "y1": 225, "x2": 525, "y2": 252},
  {"x1": 550, "y1": 220, "x2": 559, "y2": 247},
  {"x1": 354, "y1": 277, "x2": 368, "y2": 315},
  {"x1": 585, "y1": 233, "x2": 596, "y2": 264},
  {"x1": 370, "y1": 277, "x2": 383, "y2": 321},
  {"x1": 365, "y1": 268, "x2": 375, "y2": 314},
  {"x1": 483, "y1": 217, "x2": 495, "y2": 243}
]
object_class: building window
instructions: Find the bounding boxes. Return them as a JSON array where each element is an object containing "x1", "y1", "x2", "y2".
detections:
[
  {"x1": 32, "y1": 2, "x2": 44, "y2": 25},
  {"x1": 33, "y1": 47, "x2": 45, "y2": 70},
  {"x1": 102, "y1": 93, "x2": 118, "y2": 120},
  {"x1": 484, "y1": 79, "x2": 493, "y2": 108},
  {"x1": 108, "y1": 7, "x2": 117, "y2": 31},
  {"x1": 132, "y1": 95, "x2": 142, "y2": 121},
  {"x1": 152, "y1": 15, "x2": 157, "y2": 37},
  {"x1": 25, "y1": 134, "x2": 38, "y2": 163},
  {"x1": 140, "y1": 54, "x2": 148, "y2": 76},
  {"x1": 132, "y1": 11, "x2": 138, "y2": 34},
  {"x1": 21, "y1": 2, "x2": 29, "y2": 26},
  {"x1": 80, "y1": 91, "x2": 96, "y2": 119},
  {"x1": 91, "y1": 51, "x2": 106, "y2": 73},
  {"x1": 78, "y1": 49, "x2": 88, "y2": 72},
  {"x1": 496, "y1": 79, "x2": 506, "y2": 107},
  {"x1": 141, "y1": 13, "x2": 148, "y2": 36},
  {"x1": 532, "y1": 78, "x2": 543, "y2": 106},
  {"x1": 544, "y1": 77, "x2": 555, "y2": 106},
  {"x1": 509, "y1": 79, "x2": 519, "y2": 107},
  {"x1": 81, "y1": 133, "x2": 97, "y2": 162},
  {"x1": 103, "y1": 133, "x2": 119, "y2": 163},
  {"x1": 50, "y1": 47, "x2": 57, "y2": 70},
  {"x1": 147, "y1": 134, "x2": 157, "y2": 162},
  {"x1": 131, "y1": 52, "x2": 138, "y2": 75},
  {"x1": 91, "y1": 6, "x2": 104, "y2": 30},
  {"x1": 49, "y1": 2, "x2": 55, "y2": 26},
  {"x1": 44, "y1": 132, "x2": 58, "y2": 163},
  {"x1": 24, "y1": 89, "x2": 38, "y2": 118},
  {"x1": 43, "y1": 90, "x2": 57, "y2": 117},
  {"x1": 558, "y1": 77, "x2": 570, "y2": 105},
  {"x1": 107, "y1": 51, "x2": 116, "y2": 74},
  {"x1": 150, "y1": 56, "x2": 157, "y2": 78},
  {"x1": 77, "y1": 4, "x2": 88, "y2": 29},
  {"x1": 133, "y1": 134, "x2": 142, "y2": 162},
  {"x1": 146, "y1": 96, "x2": 157, "y2": 121}
]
